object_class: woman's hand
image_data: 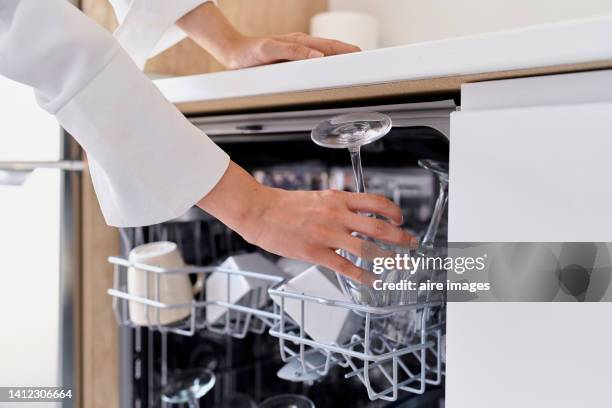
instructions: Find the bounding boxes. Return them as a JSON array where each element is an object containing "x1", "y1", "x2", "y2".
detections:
[
  {"x1": 177, "y1": 2, "x2": 360, "y2": 70},
  {"x1": 198, "y1": 162, "x2": 417, "y2": 281},
  {"x1": 221, "y1": 32, "x2": 360, "y2": 69}
]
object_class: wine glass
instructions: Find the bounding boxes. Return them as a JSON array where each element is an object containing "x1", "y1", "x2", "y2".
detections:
[
  {"x1": 417, "y1": 160, "x2": 448, "y2": 251},
  {"x1": 258, "y1": 394, "x2": 315, "y2": 408},
  {"x1": 311, "y1": 112, "x2": 392, "y2": 307},
  {"x1": 161, "y1": 369, "x2": 216, "y2": 408},
  {"x1": 381, "y1": 160, "x2": 449, "y2": 345},
  {"x1": 415, "y1": 159, "x2": 449, "y2": 301}
]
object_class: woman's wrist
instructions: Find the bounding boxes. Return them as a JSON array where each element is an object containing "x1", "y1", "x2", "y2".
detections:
[
  {"x1": 177, "y1": 2, "x2": 244, "y2": 68},
  {"x1": 196, "y1": 161, "x2": 271, "y2": 242}
]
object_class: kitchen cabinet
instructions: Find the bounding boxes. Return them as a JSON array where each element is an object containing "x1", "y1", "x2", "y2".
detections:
[
  {"x1": 81, "y1": 0, "x2": 328, "y2": 76},
  {"x1": 71, "y1": 5, "x2": 612, "y2": 404},
  {"x1": 447, "y1": 69, "x2": 612, "y2": 407},
  {"x1": 80, "y1": 170, "x2": 120, "y2": 408}
]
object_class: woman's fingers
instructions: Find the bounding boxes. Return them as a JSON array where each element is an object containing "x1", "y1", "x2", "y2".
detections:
[
  {"x1": 280, "y1": 33, "x2": 361, "y2": 56},
  {"x1": 323, "y1": 232, "x2": 393, "y2": 261},
  {"x1": 255, "y1": 33, "x2": 359, "y2": 65},
  {"x1": 260, "y1": 38, "x2": 323, "y2": 62},
  {"x1": 345, "y1": 192, "x2": 404, "y2": 225},
  {"x1": 318, "y1": 250, "x2": 375, "y2": 284},
  {"x1": 343, "y1": 213, "x2": 417, "y2": 248}
]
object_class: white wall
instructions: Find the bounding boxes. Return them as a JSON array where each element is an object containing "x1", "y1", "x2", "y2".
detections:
[{"x1": 329, "y1": 0, "x2": 612, "y2": 47}]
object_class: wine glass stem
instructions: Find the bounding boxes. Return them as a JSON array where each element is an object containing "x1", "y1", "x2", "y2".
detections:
[
  {"x1": 346, "y1": 145, "x2": 378, "y2": 305},
  {"x1": 187, "y1": 392, "x2": 200, "y2": 408},
  {"x1": 349, "y1": 146, "x2": 366, "y2": 194},
  {"x1": 422, "y1": 180, "x2": 448, "y2": 249}
]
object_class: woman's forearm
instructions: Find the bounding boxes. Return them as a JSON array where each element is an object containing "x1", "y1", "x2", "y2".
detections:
[
  {"x1": 196, "y1": 161, "x2": 266, "y2": 241},
  {"x1": 197, "y1": 161, "x2": 417, "y2": 282},
  {"x1": 176, "y1": 2, "x2": 360, "y2": 69},
  {"x1": 176, "y1": 2, "x2": 243, "y2": 68}
]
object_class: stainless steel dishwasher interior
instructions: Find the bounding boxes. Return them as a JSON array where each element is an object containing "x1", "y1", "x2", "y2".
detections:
[{"x1": 113, "y1": 100, "x2": 454, "y2": 408}]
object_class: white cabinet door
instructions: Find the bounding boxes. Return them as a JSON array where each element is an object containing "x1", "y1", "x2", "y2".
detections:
[
  {"x1": 447, "y1": 71, "x2": 612, "y2": 408},
  {"x1": 450, "y1": 101, "x2": 612, "y2": 241}
]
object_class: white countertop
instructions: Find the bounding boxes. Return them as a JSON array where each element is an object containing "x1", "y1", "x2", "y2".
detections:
[{"x1": 155, "y1": 15, "x2": 612, "y2": 106}]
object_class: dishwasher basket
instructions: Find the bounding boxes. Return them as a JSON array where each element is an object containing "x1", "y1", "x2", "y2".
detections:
[
  {"x1": 107, "y1": 256, "x2": 284, "y2": 338},
  {"x1": 268, "y1": 278, "x2": 445, "y2": 402},
  {"x1": 107, "y1": 255, "x2": 446, "y2": 402}
]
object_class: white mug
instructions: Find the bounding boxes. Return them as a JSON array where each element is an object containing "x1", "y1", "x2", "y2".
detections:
[{"x1": 127, "y1": 241, "x2": 198, "y2": 326}]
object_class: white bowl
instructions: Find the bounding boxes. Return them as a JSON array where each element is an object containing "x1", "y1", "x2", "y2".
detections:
[
  {"x1": 272, "y1": 265, "x2": 363, "y2": 345},
  {"x1": 206, "y1": 253, "x2": 287, "y2": 324}
]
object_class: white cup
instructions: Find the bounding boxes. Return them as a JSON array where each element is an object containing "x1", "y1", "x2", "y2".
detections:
[
  {"x1": 272, "y1": 265, "x2": 363, "y2": 345},
  {"x1": 127, "y1": 241, "x2": 196, "y2": 326}
]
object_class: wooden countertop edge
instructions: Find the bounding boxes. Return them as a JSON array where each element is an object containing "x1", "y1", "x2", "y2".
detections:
[{"x1": 175, "y1": 59, "x2": 612, "y2": 115}]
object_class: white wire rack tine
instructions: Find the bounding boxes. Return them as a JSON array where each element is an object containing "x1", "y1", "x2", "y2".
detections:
[
  {"x1": 224, "y1": 273, "x2": 231, "y2": 333},
  {"x1": 320, "y1": 352, "x2": 333, "y2": 376},
  {"x1": 154, "y1": 272, "x2": 161, "y2": 330},
  {"x1": 363, "y1": 312, "x2": 373, "y2": 400},
  {"x1": 161, "y1": 331, "x2": 168, "y2": 389},
  {"x1": 393, "y1": 355, "x2": 399, "y2": 401},
  {"x1": 299, "y1": 296, "x2": 307, "y2": 374},
  {"x1": 143, "y1": 270, "x2": 152, "y2": 327},
  {"x1": 111, "y1": 263, "x2": 122, "y2": 325},
  {"x1": 279, "y1": 296, "x2": 288, "y2": 362}
]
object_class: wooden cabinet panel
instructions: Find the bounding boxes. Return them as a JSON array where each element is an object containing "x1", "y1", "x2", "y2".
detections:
[
  {"x1": 81, "y1": 0, "x2": 328, "y2": 76},
  {"x1": 81, "y1": 169, "x2": 120, "y2": 408}
]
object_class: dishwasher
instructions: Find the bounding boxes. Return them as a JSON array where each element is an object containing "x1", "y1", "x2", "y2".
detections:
[{"x1": 107, "y1": 100, "x2": 454, "y2": 408}]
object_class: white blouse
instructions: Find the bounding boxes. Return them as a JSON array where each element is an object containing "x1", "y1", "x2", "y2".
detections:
[
  {"x1": 0, "y1": 0, "x2": 229, "y2": 227},
  {"x1": 108, "y1": 0, "x2": 213, "y2": 68}
]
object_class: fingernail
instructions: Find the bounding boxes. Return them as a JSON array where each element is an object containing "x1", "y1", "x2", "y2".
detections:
[{"x1": 308, "y1": 50, "x2": 324, "y2": 58}]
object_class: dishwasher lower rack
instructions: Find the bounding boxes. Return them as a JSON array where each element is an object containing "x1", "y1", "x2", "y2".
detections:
[
  {"x1": 268, "y1": 286, "x2": 446, "y2": 402},
  {"x1": 107, "y1": 256, "x2": 284, "y2": 338}
]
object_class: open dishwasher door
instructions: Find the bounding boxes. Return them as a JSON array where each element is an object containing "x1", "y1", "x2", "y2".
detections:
[{"x1": 447, "y1": 70, "x2": 612, "y2": 407}]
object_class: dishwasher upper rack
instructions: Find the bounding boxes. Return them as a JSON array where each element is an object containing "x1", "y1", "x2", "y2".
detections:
[
  {"x1": 107, "y1": 256, "x2": 284, "y2": 338},
  {"x1": 267, "y1": 282, "x2": 446, "y2": 402},
  {"x1": 107, "y1": 256, "x2": 446, "y2": 402}
]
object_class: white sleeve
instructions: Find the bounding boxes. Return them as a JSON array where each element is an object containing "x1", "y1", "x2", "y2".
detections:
[
  {"x1": 108, "y1": 0, "x2": 214, "y2": 68},
  {"x1": 0, "y1": 0, "x2": 230, "y2": 227}
]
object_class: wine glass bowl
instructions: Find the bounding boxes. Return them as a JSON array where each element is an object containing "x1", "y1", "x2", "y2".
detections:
[
  {"x1": 258, "y1": 394, "x2": 315, "y2": 408},
  {"x1": 161, "y1": 368, "x2": 216, "y2": 408},
  {"x1": 417, "y1": 159, "x2": 448, "y2": 183},
  {"x1": 311, "y1": 112, "x2": 392, "y2": 150},
  {"x1": 417, "y1": 159, "x2": 449, "y2": 250}
]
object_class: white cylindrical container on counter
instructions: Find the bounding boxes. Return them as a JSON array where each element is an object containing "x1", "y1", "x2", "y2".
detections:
[{"x1": 310, "y1": 11, "x2": 379, "y2": 50}]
